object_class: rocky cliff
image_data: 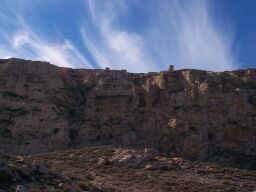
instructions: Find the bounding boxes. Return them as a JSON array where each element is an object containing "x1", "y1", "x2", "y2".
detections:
[{"x1": 0, "y1": 58, "x2": 255, "y2": 168}]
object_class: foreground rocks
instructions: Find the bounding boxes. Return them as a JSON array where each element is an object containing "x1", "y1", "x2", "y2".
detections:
[
  {"x1": 0, "y1": 150, "x2": 102, "y2": 192},
  {"x1": 0, "y1": 153, "x2": 70, "y2": 191},
  {"x1": 0, "y1": 58, "x2": 255, "y2": 169},
  {"x1": 1, "y1": 146, "x2": 255, "y2": 192}
]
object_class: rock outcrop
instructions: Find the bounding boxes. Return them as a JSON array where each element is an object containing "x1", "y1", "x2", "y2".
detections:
[{"x1": 0, "y1": 58, "x2": 255, "y2": 169}]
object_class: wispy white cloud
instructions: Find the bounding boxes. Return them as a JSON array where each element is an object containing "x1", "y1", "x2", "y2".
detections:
[
  {"x1": 152, "y1": 0, "x2": 237, "y2": 71},
  {"x1": 11, "y1": 29, "x2": 93, "y2": 68},
  {"x1": 0, "y1": 0, "x2": 237, "y2": 72},
  {"x1": 0, "y1": 5, "x2": 92, "y2": 69},
  {"x1": 82, "y1": 0, "x2": 237, "y2": 72},
  {"x1": 88, "y1": 0, "x2": 96, "y2": 21},
  {"x1": 81, "y1": 0, "x2": 158, "y2": 72},
  {"x1": 0, "y1": 46, "x2": 15, "y2": 59},
  {"x1": 0, "y1": 27, "x2": 93, "y2": 68}
]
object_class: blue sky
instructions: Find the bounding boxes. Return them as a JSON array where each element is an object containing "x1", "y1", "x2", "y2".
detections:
[{"x1": 0, "y1": 0, "x2": 255, "y2": 72}]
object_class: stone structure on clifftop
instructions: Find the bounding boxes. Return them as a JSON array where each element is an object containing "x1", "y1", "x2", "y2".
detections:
[
  {"x1": 168, "y1": 65, "x2": 174, "y2": 72},
  {"x1": 0, "y1": 58, "x2": 255, "y2": 169}
]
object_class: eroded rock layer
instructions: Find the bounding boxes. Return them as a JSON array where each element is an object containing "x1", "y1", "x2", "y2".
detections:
[{"x1": 0, "y1": 58, "x2": 255, "y2": 168}]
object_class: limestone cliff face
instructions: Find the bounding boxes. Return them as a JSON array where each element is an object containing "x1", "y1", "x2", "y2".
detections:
[{"x1": 0, "y1": 58, "x2": 255, "y2": 168}]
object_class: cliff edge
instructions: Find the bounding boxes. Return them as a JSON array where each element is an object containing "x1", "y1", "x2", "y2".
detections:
[{"x1": 0, "y1": 58, "x2": 255, "y2": 169}]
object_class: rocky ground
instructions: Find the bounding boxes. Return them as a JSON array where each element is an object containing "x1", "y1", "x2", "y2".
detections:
[{"x1": 1, "y1": 146, "x2": 255, "y2": 192}]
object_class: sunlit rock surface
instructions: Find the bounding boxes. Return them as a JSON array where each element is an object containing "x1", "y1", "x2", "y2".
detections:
[{"x1": 0, "y1": 58, "x2": 255, "y2": 169}]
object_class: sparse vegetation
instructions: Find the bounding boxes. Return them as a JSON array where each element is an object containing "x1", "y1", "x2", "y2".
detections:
[
  {"x1": 0, "y1": 119, "x2": 12, "y2": 137},
  {"x1": 1, "y1": 146, "x2": 254, "y2": 192}
]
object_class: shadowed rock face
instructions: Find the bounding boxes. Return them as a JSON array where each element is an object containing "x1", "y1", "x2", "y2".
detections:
[{"x1": 0, "y1": 58, "x2": 255, "y2": 169}]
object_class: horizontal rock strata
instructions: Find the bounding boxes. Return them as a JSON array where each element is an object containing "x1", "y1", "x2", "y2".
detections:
[{"x1": 0, "y1": 58, "x2": 255, "y2": 168}]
